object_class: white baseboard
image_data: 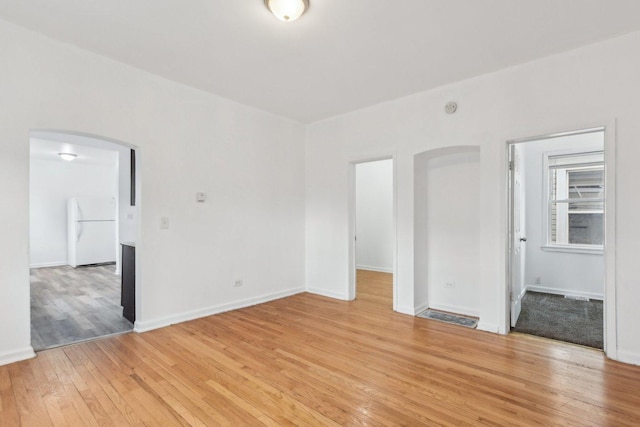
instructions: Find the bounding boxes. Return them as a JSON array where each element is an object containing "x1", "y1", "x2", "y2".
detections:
[
  {"x1": 615, "y1": 350, "x2": 640, "y2": 366},
  {"x1": 0, "y1": 347, "x2": 36, "y2": 366},
  {"x1": 30, "y1": 261, "x2": 67, "y2": 269},
  {"x1": 356, "y1": 265, "x2": 393, "y2": 274},
  {"x1": 413, "y1": 302, "x2": 430, "y2": 316},
  {"x1": 517, "y1": 286, "x2": 527, "y2": 301},
  {"x1": 526, "y1": 285, "x2": 604, "y2": 301},
  {"x1": 477, "y1": 321, "x2": 500, "y2": 333},
  {"x1": 306, "y1": 287, "x2": 350, "y2": 301},
  {"x1": 395, "y1": 305, "x2": 415, "y2": 316},
  {"x1": 134, "y1": 287, "x2": 305, "y2": 333},
  {"x1": 428, "y1": 303, "x2": 480, "y2": 318}
]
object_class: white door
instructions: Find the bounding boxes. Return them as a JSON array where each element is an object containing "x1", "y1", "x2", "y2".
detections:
[{"x1": 510, "y1": 145, "x2": 526, "y2": 327}]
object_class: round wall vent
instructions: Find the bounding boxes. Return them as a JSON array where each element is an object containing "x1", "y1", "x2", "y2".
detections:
[{"x1": 445, "y1": 102, "x2": 458, "y2": 114}]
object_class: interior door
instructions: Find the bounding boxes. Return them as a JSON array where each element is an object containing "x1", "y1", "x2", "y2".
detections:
[{"x1": 510, "y1": 145, "x2": 526, "y2": 327}]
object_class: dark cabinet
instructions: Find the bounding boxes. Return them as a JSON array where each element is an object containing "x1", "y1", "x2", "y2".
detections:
[{"x1": 121, "y1": 243, "x2": 136, "y2": 323}]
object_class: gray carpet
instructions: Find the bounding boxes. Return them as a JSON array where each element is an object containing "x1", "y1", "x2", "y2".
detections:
[{"x1": 513, "y1": 291, "x2": 603, "y2": 349}]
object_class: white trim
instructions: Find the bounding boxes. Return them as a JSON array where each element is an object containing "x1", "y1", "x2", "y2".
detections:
[
  {"x1": 306, "y1": 287, "x2": 350, "y2": 301},
  {"x1": 29, "y1": 261, "x2": 67, "y2": 269},
  {"x1": 541, "y1": 244, "x2": 603, "y2": 255},
  {"x1": 134, "y1": 287, "x2": 304, "y2": 333},
  {"x1": 356, "y1": 265, "x2": 393, "y2": 273},
  {"x1": 542, "y1": 144, "x2": 604, "y2": 248},
  {"x1": 413, "y1": 302, "x2": 430, "y2": 316},
  {"x1": 348, "y1": 154, "x2": 398, "y2": 312},
  {"x1": 526, "y1": 286, "x2": 603, "y2": 301},
  {"x1": 602, "y1": 121, "x2": 617, "y2": 359},
  {"x1": 616, "y1": 350, "x2": 640, "y2": 366},
  {"x1": 517, "y1": 286, "x2": 528, "y2": 301},
  {"x1": 396, "y1": 305, "x2": 415, "y2": 316},
  {"x1": 0, "y1": 347, "x2": 36, "y2": 366},
  {"x1": 427, "y1": 303, "x2": 480, "y2": 318},
  {"x1": 504, "y1": 121, "x2": 617, "y2": 360},
  {"x1": 477, "y1": 322, "x2": 500, "y2": 333}
]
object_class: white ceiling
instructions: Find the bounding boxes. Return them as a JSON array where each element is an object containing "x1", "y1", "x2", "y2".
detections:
[{"x1": 1, "y1": 0, "x2": 640, "y2": 123}]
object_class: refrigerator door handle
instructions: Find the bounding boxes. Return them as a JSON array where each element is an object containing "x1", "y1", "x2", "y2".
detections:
[{"x1": 77, "y1": 221, "x2": 83, "y2": 243}]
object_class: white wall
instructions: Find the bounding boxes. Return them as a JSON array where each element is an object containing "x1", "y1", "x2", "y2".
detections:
[
  {"x1": 414, "y1": 148, "x2": 481, "y2": 317},
  {"x1": 305, "y1": 31, "x2": 640, "y2": 364},
  {"x1": 0, "y1": 19, "x2": 305, "y2": 365},
  {"x1": 355, "y1": 159, "x2": 393, "y2": 273},
  {"x1": 29, "y1": 151, "x2": 118, "y2": 267},
  {"x1": 520, "y1": 133, "x2": 605, "y2": 299},
  {"x1": 29, "y1": 133, "x2": 139, "y2": 273}
]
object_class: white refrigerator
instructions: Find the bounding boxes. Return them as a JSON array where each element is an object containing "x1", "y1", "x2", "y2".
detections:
[{"x1": 67, "y1": 197, "x2": 117, "y2": 267}]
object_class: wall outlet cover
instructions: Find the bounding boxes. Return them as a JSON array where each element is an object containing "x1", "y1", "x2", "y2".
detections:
[{"x1": 160, "y1": 217, "x2": 170, "y2": 229}]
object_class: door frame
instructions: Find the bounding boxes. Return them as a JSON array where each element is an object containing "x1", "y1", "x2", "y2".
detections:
[
  {"x1": 28, "y1": 129, "x2": 143, "y2": 337},
  {"x1": 508, "y1": 143, "x2": 526, "y2": 327},
  {"x1": 505, "y1": 123, "x2": 617, "y2": 358},
  {"x1": 348, "y1": 155, "x2": 398, "y2": 311}
]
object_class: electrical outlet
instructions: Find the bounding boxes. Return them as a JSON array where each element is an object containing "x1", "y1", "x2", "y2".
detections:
[
  {"x1": 534, "y1": 277, "x2": 541, "y2": 285},
  {"x1": 234, "y1": 280, "x2": 243, "y2": 288},
  {"x1": 445, "y1": 282, "x2": 455, "y2": 289},
  {"x1": 160, "y1": 217, "x2": 169, "y2": 229}
]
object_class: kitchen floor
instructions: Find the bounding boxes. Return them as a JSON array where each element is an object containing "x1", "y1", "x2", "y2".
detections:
[{"x1": 30, "y1": 264, "x2": 133, "y2": 350}]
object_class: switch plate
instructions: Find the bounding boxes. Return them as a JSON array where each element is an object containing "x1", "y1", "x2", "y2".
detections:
[{"x1": 160, "y1": 217, "x2": 170, "y2": 229}]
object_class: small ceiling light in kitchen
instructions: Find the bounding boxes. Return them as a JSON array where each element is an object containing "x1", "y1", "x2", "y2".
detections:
[
  {"x1": 265, "y1": 0, "x2": 309, "y2": 22},
  {"x1": 58, "y1": 153, "x2": 78, "y2": 161}
]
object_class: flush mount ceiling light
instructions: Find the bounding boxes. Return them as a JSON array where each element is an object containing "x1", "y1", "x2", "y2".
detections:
[
  {"x1": 264, "y1": 0, "x2": 309, "y2": 22},
  {"x1": 58, "y1": 152, "x2": 78, "y2": 161}
]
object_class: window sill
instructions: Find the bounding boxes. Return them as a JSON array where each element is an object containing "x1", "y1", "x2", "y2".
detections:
[{"x1": 541, "y1": 245, "x2": 603, "y2": 255}]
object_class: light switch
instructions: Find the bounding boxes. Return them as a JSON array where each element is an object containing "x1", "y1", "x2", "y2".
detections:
[
  {"x1": 196, "y1": 192, "x2": 207, "y2": 203},
  {"x1": 160, "y1": 217, "x2": 169, "y2": 229}
]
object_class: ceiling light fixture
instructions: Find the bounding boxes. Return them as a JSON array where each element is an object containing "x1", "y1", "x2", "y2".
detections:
[
  {"x1": 58, "y1": 153, "x2": 78, "y2": 161},
  {"x1": 265, "y1": 0, "x2": 309, "y2": 22}
]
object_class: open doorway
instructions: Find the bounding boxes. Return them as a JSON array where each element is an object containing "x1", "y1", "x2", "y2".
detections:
[
  {"x1": 508, "y1": 128, "x2": 606, "y2": 349},
  {"x1": 352, "y1": 158, "x2": 394, "y2": 309},
  {"x1": 29, "y1": 131, "x2": 138, "y2": 350}
]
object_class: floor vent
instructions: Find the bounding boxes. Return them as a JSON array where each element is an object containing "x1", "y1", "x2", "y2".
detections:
[{"x1": 417, "y1": 309, "x2": 478, "y2": 328}]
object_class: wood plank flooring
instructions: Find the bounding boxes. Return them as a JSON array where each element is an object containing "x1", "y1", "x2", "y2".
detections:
[
  {"x1": 3, "y1": 270, "x2": 639, "y2": 425},
  {"x1": 356, "y1": 269, "x2": 393, "y2": 308},
  {"x1": 31, "y1": 265, "x2": 133, "y2": 351}
]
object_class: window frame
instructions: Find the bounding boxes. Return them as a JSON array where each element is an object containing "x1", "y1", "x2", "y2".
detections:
[{"x1": 542, "y1": 148, "x2": 604, "y2": 255}]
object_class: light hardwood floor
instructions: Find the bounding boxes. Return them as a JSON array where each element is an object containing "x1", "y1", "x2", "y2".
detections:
[{"x1": 3, "y1": 270, "x2": 640, "y2": 425}]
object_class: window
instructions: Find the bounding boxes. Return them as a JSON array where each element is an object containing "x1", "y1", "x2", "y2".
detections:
[{"x1": 545, "y1": 151, "x2": 604, "y2": 252}]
